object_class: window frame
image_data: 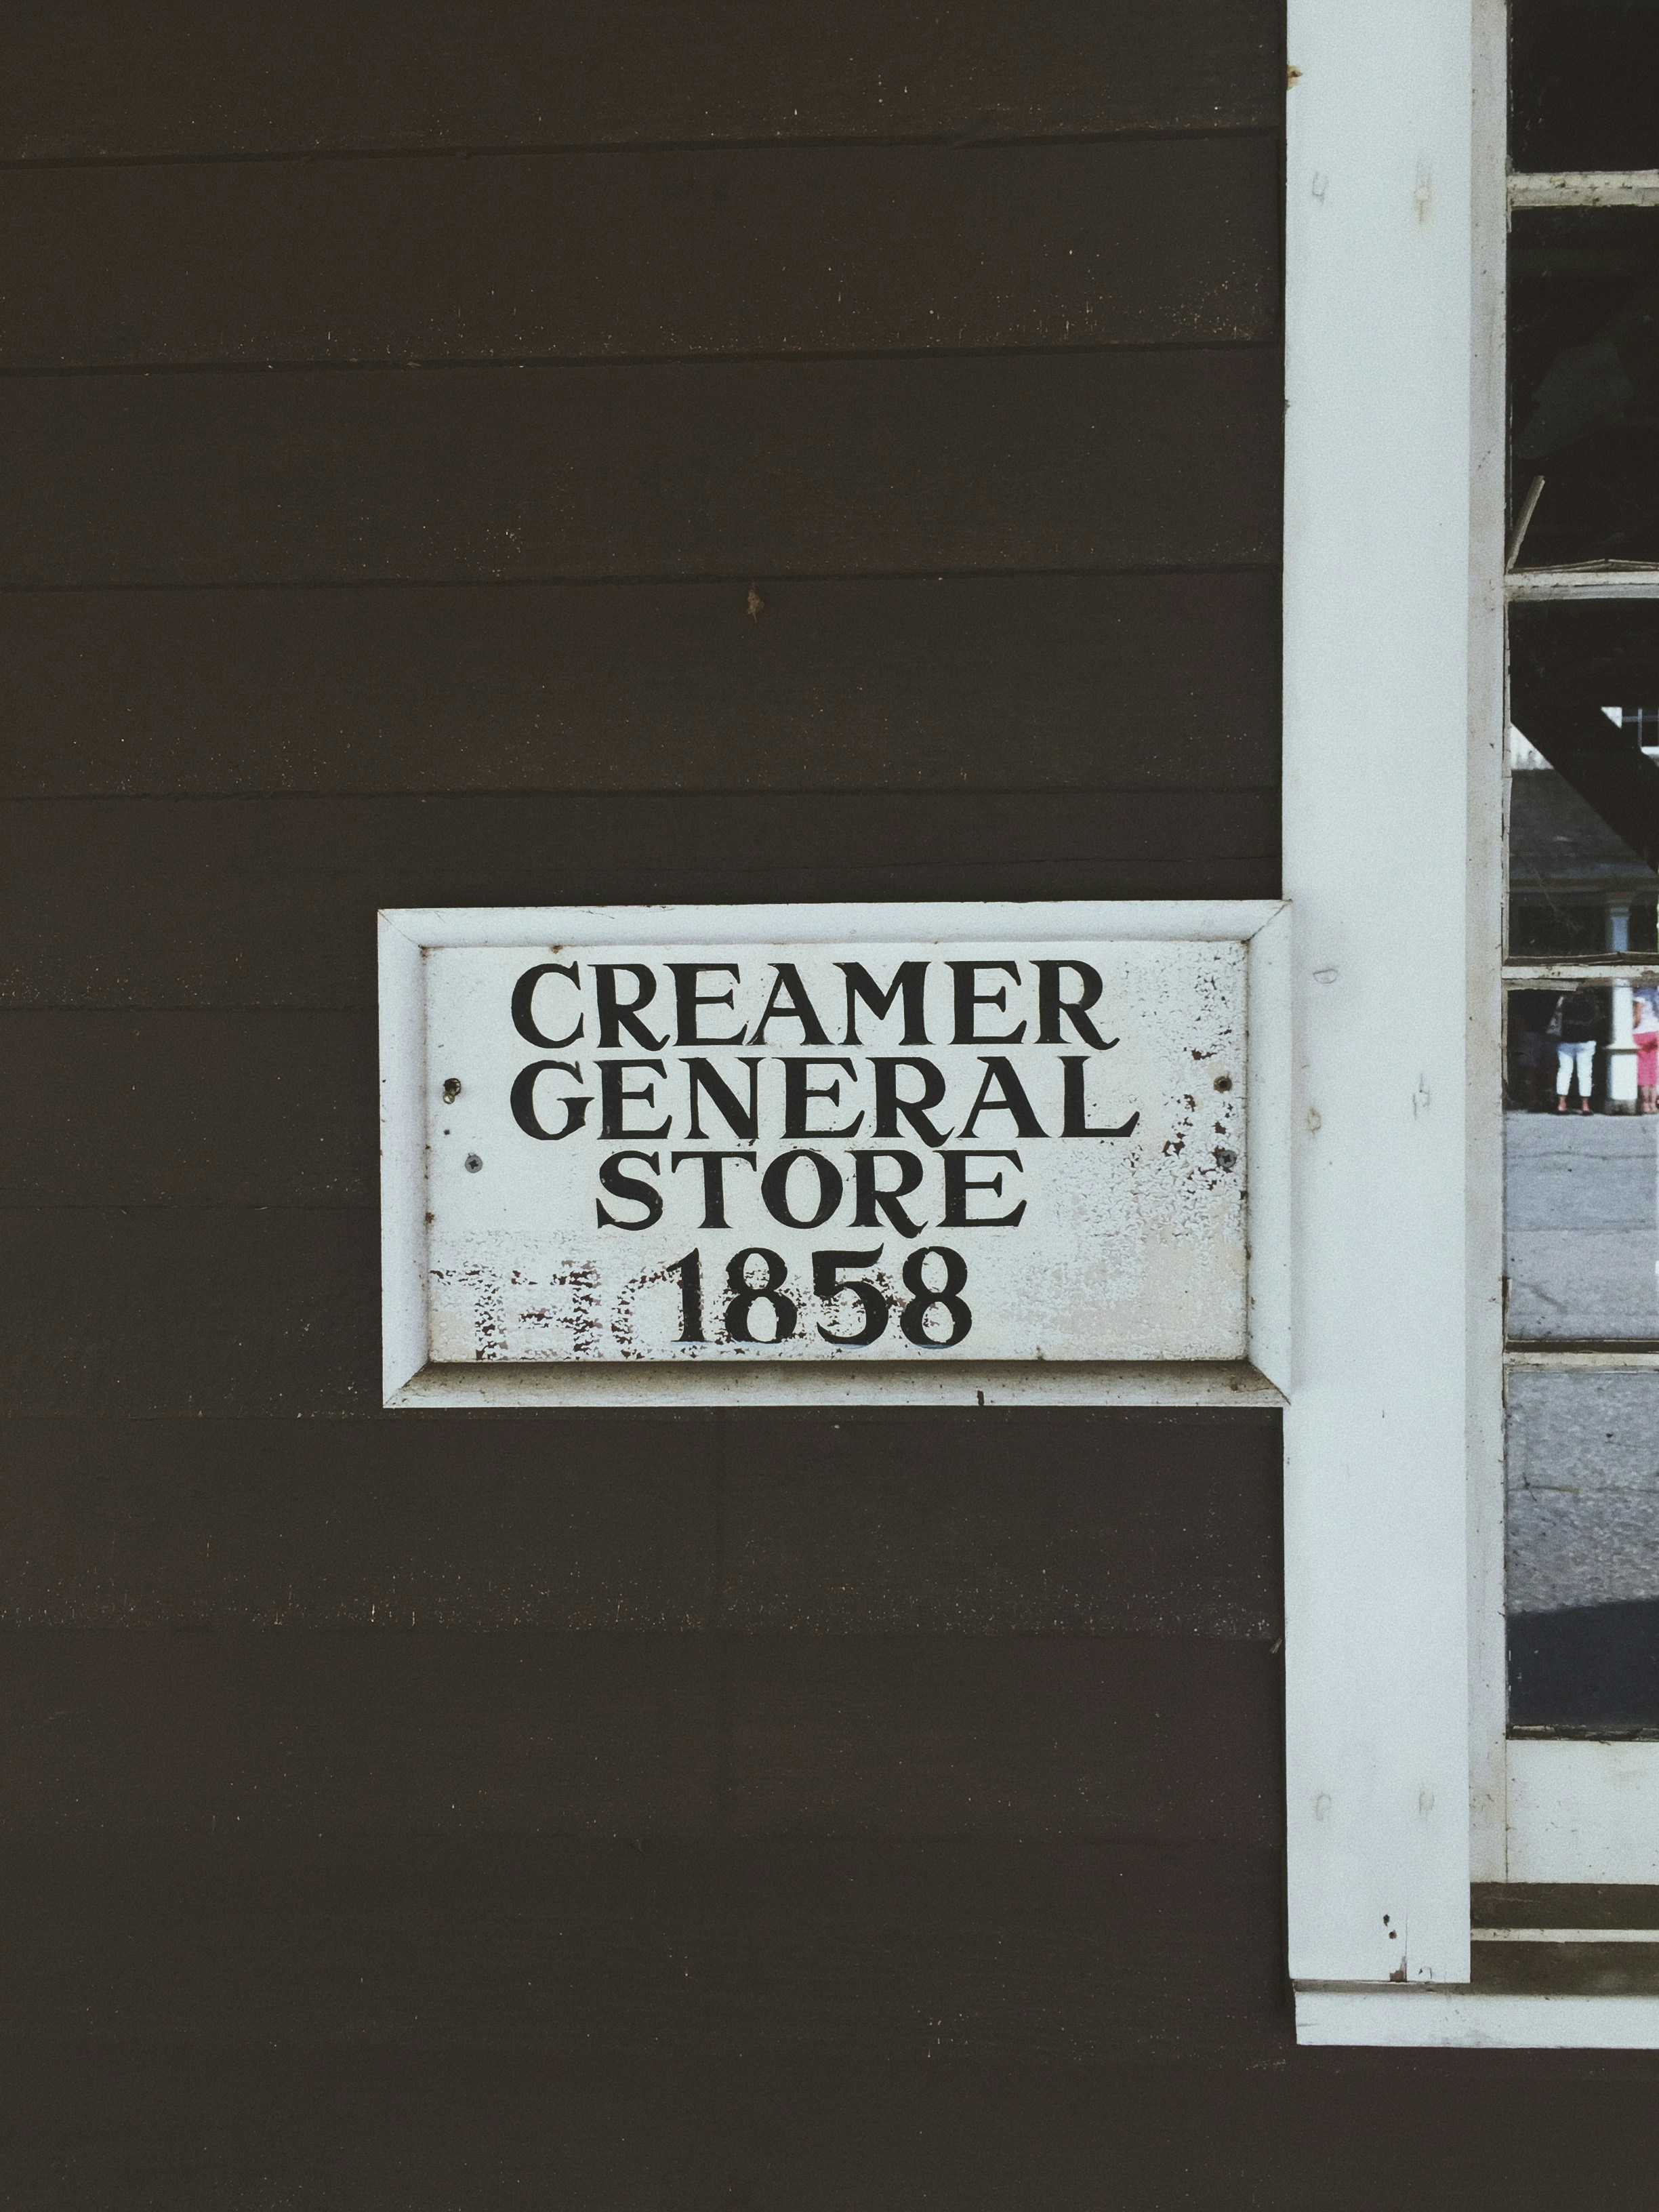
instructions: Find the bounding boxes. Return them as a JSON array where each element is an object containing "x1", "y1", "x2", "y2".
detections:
[{"x1": 1288, "y1": 0, "x2": 1659, "y2": 2045}]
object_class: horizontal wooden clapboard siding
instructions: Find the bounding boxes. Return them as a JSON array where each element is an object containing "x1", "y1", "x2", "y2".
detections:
[
  {"x1": 7, "y1": 1, "x2": 1283, "y2": 161},
  {"x1": 0, "y1": 793, "x2": 1279, "y2": 1009},
  {"x1": 0, "y1": 1632, "x2": 1278, "y2": 1839},
  {"x1": 0, "y1": 1012, "x2": 377, "y2": 1205},
  {"x1": 0, "y1": 1415, "x2": 721, "y2": 1632},
  {"x1": 3, "y1": 139, "x2": 1279, "y2": 369},
  {"x1": 0, "y1": 575, "x2": 1279, "y2": 800},
  {"x1": 7, "y1": 2036, "x2": 1651, "y2": 2207},
  {"x1": 0, "y1": 1406, "x2": 1283, "y2": 1637},
  {"x1": 3, "y1": 0, "x2": 1302, "y2": 2176},
  {"x1": 0, "y1": 1412, "x2": 1280, "y2": 1636},
  {"x1": 0, "y1": 1209, "x2": 377, "y2": 1414},
  {"x1": 714, "y1": 1412, "x2": 1282, "y2": 1638},
  {"x1": 0, "y1": 1837, "x2": 1286, "y2": 2061},
  {"x1": 7, "y1": 352, "x2": 1279, "y2": 588}
]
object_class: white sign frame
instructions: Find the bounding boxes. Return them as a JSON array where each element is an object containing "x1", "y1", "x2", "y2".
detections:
[{"x1": 380, "y1": 900, "x2": 1290, "y2": 1410}]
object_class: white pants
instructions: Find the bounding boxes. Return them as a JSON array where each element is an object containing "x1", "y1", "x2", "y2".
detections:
[{"x1": 1556, "y1": 1039, "x2": 1595, "y2": 1097}]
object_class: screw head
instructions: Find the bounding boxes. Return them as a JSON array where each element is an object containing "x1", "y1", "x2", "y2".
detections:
[
  {"x1": 442, "y1": 1078, "x2": 462, "y2": 1103},
  {"x1": 464, "y1": 1153, "x2": 483, "y2": 1173}
]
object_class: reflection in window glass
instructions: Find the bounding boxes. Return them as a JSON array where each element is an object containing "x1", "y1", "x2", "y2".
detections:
[
  {"x1": 1509, "y1": 209, "x2": 1659, "y2": 568},
  {"x1": 1504, "y1": 3, "x2": 1659, "y2": 1753},
  {"x1": 1509, "y1": 754, "x2": 1658, "y2": 960},
  {"x1": 1507, "y1": 602, "x2": 1659, "y2": 956},
  {"x1": 1509, "y1": 1368, "x2": 1659, "y2": 1732},
  {"x1": 1511, "y1": 1, "x2": 1659, "y2": 173},
  {"x1": 1506, "y1": 985, "x2": 1659, "y2": 1342}
]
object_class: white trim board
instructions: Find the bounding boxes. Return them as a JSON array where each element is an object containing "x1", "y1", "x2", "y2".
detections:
[
  {"x1": 384, "y1": 900, "x2": 1282, "y2": 948},
  {"x1": 1506, "y1": 567, "x2": 1659, "y2": 600},
  {"x1": 1283, "y1": 0, "x2": 1494, "y2": 1986},
  {"x1": 390, "y1": 1361, "x2": 1282, "y2": 1412},
  {"x1": 1507, "y1": 1350, "x2": 1659, "y2": 1371},
  {"x1": 1473, "y1": 1927, "x2": 1659, "y2": 1944},
  {"x1": 1504, "y1": 962, "x2": 1659, "y2": 985},
  {"x1": 1290, "y1": 0, "x2": 1659, "y2": 2034},
  {"x1": 378, "y1": 914, "x2": 428, "y2": 1404},
  {"x1": 379, "y1": 899, "x2": 1290, "y2": 1411},
  {"x1": 1298, "y1": 1989, "x2": 1659, "y2": 2049},
  {"x1": 1508, "y1": 1741, "x2": 1659, "y2": 1884},
  {"x1": 1508, "y1": 171, "x2": 1659, "y2": 210}
]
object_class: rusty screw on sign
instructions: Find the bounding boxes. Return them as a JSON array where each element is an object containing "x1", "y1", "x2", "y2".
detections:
[
  {"x1": 442, "y1": 1077, "x2": 463, "y2": 1103},
  {"x1": 465, "y1": 1153, "x2": 483, "y2": 1174}
]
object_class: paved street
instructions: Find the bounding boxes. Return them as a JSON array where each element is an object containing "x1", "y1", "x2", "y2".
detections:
[
  {"x1": 1507, "y1": 1115, "x2": 1659, "y2": 1622},
  {"x1": 1506, "y1": 1111, "x2": 1659, "y2": 1341}
]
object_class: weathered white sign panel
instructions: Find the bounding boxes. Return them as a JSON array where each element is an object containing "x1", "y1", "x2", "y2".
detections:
[{"x1": 382, "y1": 903, "x2": 1289, "y2": 1407}]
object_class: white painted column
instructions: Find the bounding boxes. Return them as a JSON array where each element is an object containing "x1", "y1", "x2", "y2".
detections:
[{"x1": 1284, "y1": 0, "x2": 1481, "y2": 1983}]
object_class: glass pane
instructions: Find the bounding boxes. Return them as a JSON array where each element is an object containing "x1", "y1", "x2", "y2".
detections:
[
  {"x1": 1509, "y1": 209, "x2": 1659, "y2": 569},
  {"x1": 1508, "y1": 600, "x2": 1659, "y2": 957},
  {"x1": 1505, "y1": 986, "x2": 1659, "y2": 1341},
  {"x1": 1511, "y1": 1, "x2": 1659, "y2": 173},
  {"x1": 1509, "y1": 1367, "x2": 1659, "y2": 1731}
]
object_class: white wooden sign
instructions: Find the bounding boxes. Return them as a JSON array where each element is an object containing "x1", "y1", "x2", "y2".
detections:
[{"x1": 381, "y1": 903, "x2": 1289, "y2": 1407}]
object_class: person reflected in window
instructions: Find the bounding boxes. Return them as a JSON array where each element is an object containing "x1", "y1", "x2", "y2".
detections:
[
  {"x1": 1636, "y1": 989, "x2": 1659, "y2": 1115},
  {"x1": 1551, "y1": 989, "x2": 1599, "y2": 1113}
]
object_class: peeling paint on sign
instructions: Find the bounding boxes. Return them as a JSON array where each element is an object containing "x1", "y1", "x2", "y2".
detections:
[{"x1": 419, "y1": 937, "x2": 1248, "y2": 1365}]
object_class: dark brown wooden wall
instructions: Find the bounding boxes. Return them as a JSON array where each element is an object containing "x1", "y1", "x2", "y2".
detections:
[{"x1": 6, "y1": 5, "x2": 1656, "y2": 2204}]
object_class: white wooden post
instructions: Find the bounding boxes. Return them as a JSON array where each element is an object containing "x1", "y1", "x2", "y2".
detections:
[{"x1": 1284, "y1": 0, "x2": 1481, "y2": 1982}]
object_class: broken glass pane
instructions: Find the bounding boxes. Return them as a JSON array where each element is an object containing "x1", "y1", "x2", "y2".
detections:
[
  {"x1": 1511, "y1": 1, "x2": 1659, "y2": 174},
  {"x1": 1509, "y1": 1366, "x2": 1659, "y2": 1731},
  {"x1": 1509, "y1": 209, "x2": 1659, "y2": 568}
]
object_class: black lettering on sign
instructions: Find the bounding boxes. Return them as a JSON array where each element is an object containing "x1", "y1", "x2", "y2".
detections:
[
  {"x1": 949, "y1": 961, "x2": 1025, "y2": 1044},
  {"x1": 667, "y1": 1248, "x2": 705, "y2": 1341},
  {"x1": 1061, "y1": 1057, "x2": 1140, "y2": 1138},
  {"x1": 871, "y1": 1059, "x2": 952, "y2": 1147},
  {"x1": 485, "y1": 942, "x2": 1164, "y2": 1358},
  {"x1": 813, "y1": 1248, "x2": 889, "y2": 1346},
  {"x1": 761, "y1": 1149, "x2": 844, "y2": 1230},
  {"x1": 723, "y1": 1248, "x2": 798, "y2": 1342},
  {"x1": 684, "y1": 1058, "x2": 762, "y2": 1141},
  {"x1": 849, "y1": 1149, "x2": 926, "y2": 1237},
  {"x1": 668, "y1": 964, "x2": 747, "y2": 1046},
  {"x1": 670, "y1": 1150, "x2": 757, "y2": 1229},
  {"x1": 1036, "y1": 960, "x2": 1113, "y2": 1050},
  {"x1": 599, "y1": 1059, "x2": 672, "y2": 1140},
  {"x1": 782, "y1": 1057, "x2": 863, "y2": 1139},
  {"x1": 594, "y1": 965, "x2": 668, "y2": 1049},
  {"x1": 510, "y1": 1059, "x2": 590, "y2": 1140},
  {"x1": 750, "y1": 964, "x2": 830, "y2": 1045},
  {"x1": 512, "y1": 962, "x2": 583, "y2": 1048},
  {"x1": 942, "y1": 1150, "x2": 1027, "y2": 1227},
  {"x1": 958, "y1": 1057, "x2": 1046, "y2": 1140},
  {"x1": 596, "y1": 1151, "x2": 663, "y2": 1230},
  {"x1": 838, "y1": 961, "x2": 929, "y2": 1045},
  {"x1": 899, "y1": 1246, "x2": 972, "y2": 1346}
]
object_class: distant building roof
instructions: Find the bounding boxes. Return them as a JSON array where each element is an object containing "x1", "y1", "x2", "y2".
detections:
[{"x1": 1509, "y1": 768, "x2": 1658, "y2": 901}]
